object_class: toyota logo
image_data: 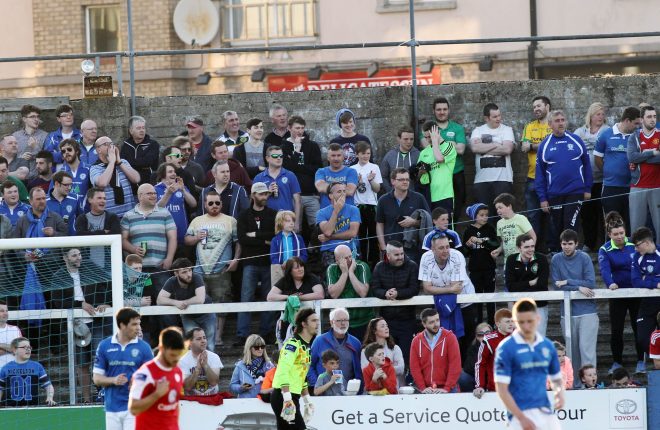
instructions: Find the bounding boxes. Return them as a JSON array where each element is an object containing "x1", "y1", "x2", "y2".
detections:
[{"x1": 616, "y1": 399, "x2": 637, "y2": 415}]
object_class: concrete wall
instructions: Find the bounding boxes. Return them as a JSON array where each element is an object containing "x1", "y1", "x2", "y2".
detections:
[{"x1": 3, "y1": 73, "x2": 659, "y2": 209}]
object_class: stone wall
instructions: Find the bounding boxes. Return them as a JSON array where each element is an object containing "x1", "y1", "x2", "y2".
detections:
[{"x1": 2, "y1": 73, "x2": 660, "y2": 210}]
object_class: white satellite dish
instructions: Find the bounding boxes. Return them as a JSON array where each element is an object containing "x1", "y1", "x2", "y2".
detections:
[{"x1": 173, "y1": 0, "x2": 220, "y2": 46}]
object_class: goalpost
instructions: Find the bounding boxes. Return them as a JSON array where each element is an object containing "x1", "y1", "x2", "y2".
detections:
[{"x1": 1, "y1": 234, "x2": 124, "y2": 409}]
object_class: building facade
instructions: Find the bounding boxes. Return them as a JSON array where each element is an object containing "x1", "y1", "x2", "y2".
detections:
[{"x1": 1, "y1": 0, "x2": 660, "y2": 98}]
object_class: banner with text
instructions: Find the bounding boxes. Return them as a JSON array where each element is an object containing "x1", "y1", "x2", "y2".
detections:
[
  {"x1": 267, "y1": 67, "x2": 441, "y2": 92},
  {"x1": 180, "y1": 388, "x2": 646, "y2": 430}
]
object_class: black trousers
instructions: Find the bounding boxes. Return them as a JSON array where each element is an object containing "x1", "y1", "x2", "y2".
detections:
[
  {"x1": 469, "y1": 269, "x2": 496, "y2": 326},
  {"x1": 472, "y1": 181, "x2": 513, "y2": 226},
  {"x1": 271, "y1": 388, "x2": 306, "y2": 429},
  {"x1": 581, "y1": 183, "x2": 604, "y2": 250},
  {"x1": 609, "y1": 298, "x2": 643, "y2": 363},
  {"x1": 548, "y1": 193, "x2": 584, "y2": 251},
  {"x1": 459, "y1": 305, "x2": 479, "y2": 365},
  {"x1": 453, "y1": 170, "x2": 466, "y2": 223},
  {"x1": 636, "y1": 305, "x2": 660, "y2": 357},
  {"x1": 357, "y1": 204, "x2": 379, "y2": 267},
  {"x1": 601, "y1": 185, "x2": 630, "y2": 232},
  {"x1": 387, "y1": 317, "x2": 418, "y2": 368}
]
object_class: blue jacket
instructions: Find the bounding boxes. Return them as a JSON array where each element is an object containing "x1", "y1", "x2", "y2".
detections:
[
  {"x1": 270, "y1": 231, "x2": 307, "y2": 264},
  {"x1": 198, "y1": 182, "x2": 249, "y2": 218},
  {"x1": 535, "y1": 132, "x2": 593, "y2": 202},
  {"x1": 631, "y1": 249, "x2": 660, "y2": 289},
  {"x1": 44, "y1": 127, "x2": 83, "y2": 164},
  {"x1": 593, "y1": 124, "x2": 632, "y2": 187},
  {"x1": 229, "y1": 359, "x2": 274, "y2": 399},
  {"x1": 598, "y1": 239, "x2": 635, "y2": 289},
  {"x1": 308, "y1": 330, "x2": 363, "y2": 390},
  {"x1": 550, "y1": 250, "x2": 597, "y2": 316}
]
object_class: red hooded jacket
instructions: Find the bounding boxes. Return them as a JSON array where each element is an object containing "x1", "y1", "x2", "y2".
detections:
[
  {"x1": 362, "y1": 357, "x2": 398, "y2": 394},
  {"x1": 474, "y1": 330, "x2": 510, "y2": 391},
  {"x1": 409, "y1": 328, "x2": 461, "y2": 392}
]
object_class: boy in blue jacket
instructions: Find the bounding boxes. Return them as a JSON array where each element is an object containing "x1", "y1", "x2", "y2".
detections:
[{"x1": 630, "y1": 226, "x2": 660, "y2": 372}]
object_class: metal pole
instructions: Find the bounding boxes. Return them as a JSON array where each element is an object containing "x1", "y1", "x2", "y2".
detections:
[
  {"x1": 527, "y1": 0, "x2": 538, "y2": 79},
  {"x1": 315, "y1": 300, "x2": 322, "y2": 334},
  {"x1": 563, "y1": 292, "x2": 573, "y2": 362},
  {"x1": 66, "y1": 309, "x2": 76, "y2": 405},
  {"x1": 127, "y1": 0, "x2": 136, "y2": 115},
  {"x1": 408, "y1": 0, "x2": 419, "y2": 142},
  {"x1": 116, "y1": 54, "x2": 123, "y2": 96}
]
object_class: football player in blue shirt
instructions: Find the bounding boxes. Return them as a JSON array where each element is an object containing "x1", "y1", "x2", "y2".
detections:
[
  {"x1": 93, "y1": 307, "x2": 153, "y2": 430},
  {"x1": 495, "y1": 298, "x2": 564, "y2": 430}
]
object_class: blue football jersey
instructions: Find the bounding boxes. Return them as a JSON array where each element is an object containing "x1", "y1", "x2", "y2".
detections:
[
  {"x1": 93, "y1": 334, "x2": 154, "y2": 412},
  {"x1": 494, "y1": 331, "x2": 561, "y2": 416}
]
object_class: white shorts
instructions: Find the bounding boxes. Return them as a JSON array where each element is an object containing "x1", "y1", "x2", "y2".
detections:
[
  {"x1": 508, "y1": 408, "x2": 561, "y2": 430},
  {"x1": 106, "y1": 410, "x2": 136, "y2": 430}
]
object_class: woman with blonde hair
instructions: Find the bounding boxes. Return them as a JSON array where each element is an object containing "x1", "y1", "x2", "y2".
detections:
[
  {"x1": 230, "y1": 334, "x2": 274, "y2": 398},
  {"x1": 270, "y1": 210, "x2": 307, "y2": 285},
  {"x1": 574, "y1": 102, "x2": 609, "y2": 251}
]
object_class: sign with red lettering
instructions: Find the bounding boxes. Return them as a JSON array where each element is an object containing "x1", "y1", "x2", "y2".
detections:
[{"x1": 268, "y1": 67, "x2": 441, "y2": 92}]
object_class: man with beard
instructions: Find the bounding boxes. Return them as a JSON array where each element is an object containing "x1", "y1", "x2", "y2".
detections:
[
  {"x1": 75, "y1": 188, "x2": 122, "y2": 269},
  {"x1": 521, "y1": 96, "x2": 552, "y2": 249},
  {"x1": 173, "y1": 137, "x2": 205, "y2": 193},
  {"x1": 27, "y1": 151, "x2": 53, "y2": 193},
  {"x1": 409, "y1": 308, "x2": 461, "y2": 393},
  {"x1": 157, "y1": 258, "x2": 217, "y2": 347},
  {"x1": 57, "y1": 138, "x2": 91, "y2": 198}
]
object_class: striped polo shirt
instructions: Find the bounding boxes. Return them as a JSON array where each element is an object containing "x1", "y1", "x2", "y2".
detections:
[{"x1": 120, "y1": 205, "x2": 176, "y2": 267}]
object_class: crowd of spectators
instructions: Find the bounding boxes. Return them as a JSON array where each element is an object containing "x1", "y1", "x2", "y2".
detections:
[{"x1": 0, "y1": 97, "x2": 659, "y2": 406}]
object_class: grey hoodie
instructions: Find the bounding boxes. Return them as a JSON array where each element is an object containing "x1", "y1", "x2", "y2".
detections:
[
  {"x1": 380, "y1": 146, "x2": 420, "y2": 192},
  {"x1": 550, "y1": 250, "x2": 597, "y2": 316}
]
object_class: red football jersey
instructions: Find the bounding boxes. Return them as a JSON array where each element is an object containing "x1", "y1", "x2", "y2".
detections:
[
  {"x1": 650, "y1": 329, "x2": 660, "y2": 361},
  {"x1": 130, "y1": 358, "x2": 183, "y2": 430},
  {"x1": 636, "y1": 130, "x2": 660, "y2": 188}
]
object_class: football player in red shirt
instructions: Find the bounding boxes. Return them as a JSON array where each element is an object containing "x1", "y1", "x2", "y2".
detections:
[{"x1": 129, "y1": 327, "x2": 185, "y2": 430}]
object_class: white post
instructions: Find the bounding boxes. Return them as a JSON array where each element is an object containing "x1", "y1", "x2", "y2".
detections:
[
  {"x1": 110, "y1": 234, "x2": 125, "y2": 334},
  {"x1": 66, "y1": 309, "x2": 76, "y2": 405},
  {"x1": 563, "y1": 291, "x2": 573, "y2": 361}
]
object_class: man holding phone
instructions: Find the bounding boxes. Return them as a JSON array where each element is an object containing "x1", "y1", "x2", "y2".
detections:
[{"x1": 89, "y1": 136, "x2": 140, "y2": 216}]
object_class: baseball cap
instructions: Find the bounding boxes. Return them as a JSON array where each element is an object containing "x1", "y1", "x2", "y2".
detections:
[
  {"x1": 186, "y1": 117, "x2": 204, "y2": 128},
  {"x1": 251, "y1": 182, "x2": 269, "y2": 194}
]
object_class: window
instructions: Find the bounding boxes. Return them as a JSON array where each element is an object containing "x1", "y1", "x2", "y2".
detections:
[
  {"x1": 85, "y1": 5, "x2": 121, "y2": 53},
  {"x1": 222, "y1": 0, "x2": 317, "y2": 43},
  {"x1": 376, "y1": 0, "x2": 457, "y2": 13}
]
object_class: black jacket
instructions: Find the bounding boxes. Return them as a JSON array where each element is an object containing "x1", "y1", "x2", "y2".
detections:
[
  {"x1": 371, "y1": 258, "x2": 420, "y2": 321},
  {"x1": 50, "y1": 262, "x2": 111, "y2": 309},
  {"x1": 281, "y1": 136, "x2": 323, "y2": 196},
  {"x1": 121, "y1": 135, "x2": 160, "y2": 186},
  {"x1": 75, "y1": 211, "x2": 122, "y2": 236},
  {"x1": 505, "y1": 252, "x2": 549, "y2": 307},
  {"x1": 232, "y1": 142, "x2": 266, "y2": 179},
  {"x1": 236, "y1": 206, "x2": 277, "y2": 266}
]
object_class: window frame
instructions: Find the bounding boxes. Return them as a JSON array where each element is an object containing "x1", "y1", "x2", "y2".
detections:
[
  {"x1": 85, "y1": 4, "x2": 122, "y2": 54},
  {"x1": 376, "y1": 0, "x2": 457, "y2": 13}
]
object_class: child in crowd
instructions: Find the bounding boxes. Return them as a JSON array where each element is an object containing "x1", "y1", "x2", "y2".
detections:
[
  {"x1": 314, "y1": 350, "x2": 345, "y2": 396},
  {"x1": 123, "y1": 254, "x2": 152, "y2": 307},
  {"x1": 270, "y1": 210, "x2": 307, "y2": 286},
  {"x1": 0, "y1": 337, "x2": 56, "y2": 406},
  {"x1": 547, "y1": 341, "x2": 573, "y2": 390},
  {"x1": 350, "y1": 141, "x2": 382, "y2": 267},
  {"x1": 491, "y1": 193, "x2": 536, "y2": 259},
  {"x1": 578, "y1": 364, "x2": 604, "y2": 389},
  {"x1": 362, "y1": 342, "x2": 397, "y2": 395},
  {"x1": 259, "y1": 349, "x2": 278, "y2": 403},
  {"x1": 422, "y1": 207, "x2": 462, "y2": 251},
  {"x1": 462, "y1": 203, "x2": 499, "y2": 324}
]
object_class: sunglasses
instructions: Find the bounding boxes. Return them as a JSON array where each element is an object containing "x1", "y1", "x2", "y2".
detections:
[
  {"x1": 252, "y1": 344, "x2": 265, "y2": 350},
  {"x1": 476, "y1": 331, "x2": 490, "y2": 336},
  {"x1": 61, "y1": 147, "x2": 75, "y2": 154},
  {"x1": 207, "y1": 201, "x2": 221, "y2": 206},
  {"x1": 168, "y1": 153, "x2": 182, "y2": 158},
  {"x1": 269, "y1": 153, "x2": 284, "y2": 159}
]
